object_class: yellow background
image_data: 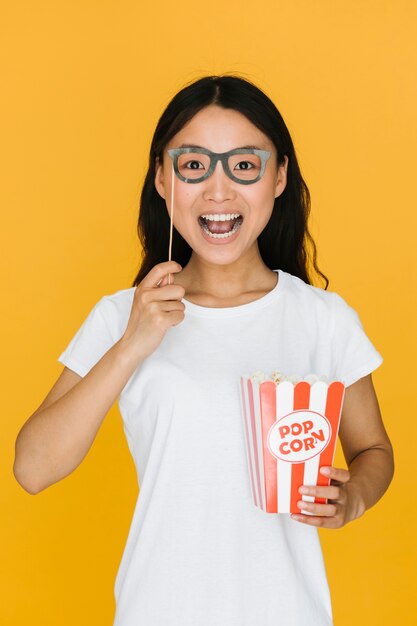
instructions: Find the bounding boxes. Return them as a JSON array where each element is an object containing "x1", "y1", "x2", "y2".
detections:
[{"x1": 2, "y1": 1, "x2": 416, "y2": 624}]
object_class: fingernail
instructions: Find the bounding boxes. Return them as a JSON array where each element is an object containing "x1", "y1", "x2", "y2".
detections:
[{"x1": 321, "y1": 467, "x2": 330, "y2": 475}]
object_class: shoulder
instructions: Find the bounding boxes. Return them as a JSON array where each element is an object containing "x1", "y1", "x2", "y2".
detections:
[
  {"x1": 280, "y1": 269, "x2": 336, "y2": 309},
  {"x1": 100, "y1": 286, "x2": 136, "y2": 310},
  {"x1": 280, "y1": 270, "x2": 358, "y2": 325},
  {"x1": 93, "y1": 286, "x2": 136, "y2": 339},
  {"x1": 281, "y1": 270, "x2": 367, "y2": 338}
]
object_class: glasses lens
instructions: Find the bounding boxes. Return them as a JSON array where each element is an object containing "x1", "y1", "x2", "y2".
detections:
[
  {"x1": 177, "y1": 152, "x2": 211, "y2": 180},
  {"x1": 228, "y1": 152, "x2": 263, "y2": 181}
]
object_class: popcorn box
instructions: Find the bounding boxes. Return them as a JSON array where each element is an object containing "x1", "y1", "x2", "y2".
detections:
[{"x1": 239, "y1": 373, "x2": 345, "y2": 514}]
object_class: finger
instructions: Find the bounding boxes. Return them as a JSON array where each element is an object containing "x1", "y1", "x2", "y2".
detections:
[
  {"x1": 142, "y1": 261, "x2": 182, "y2": 289},
  {"x1": 291, "y1": 513, "x2": 341, "y2": 529},
  {"x1": 157, "y1": 272, "x2": 178, "y2": 288},
  {"x1": 298, "y1": 485, "x2": 341, "y2": 500},
  {"x1": 142, "y1": 283, "x2": 186, "y2": 304},
  {"x1": 320, "y1": 466, "x2": 350, "y2": 484},
  {"x1": 297, "y1": 500, "x2": 338, "y2": 517}
]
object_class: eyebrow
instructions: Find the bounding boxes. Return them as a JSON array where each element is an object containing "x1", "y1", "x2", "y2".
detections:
[{"x1": 177, "y1": 143, "x2": 263, "y2": 150}]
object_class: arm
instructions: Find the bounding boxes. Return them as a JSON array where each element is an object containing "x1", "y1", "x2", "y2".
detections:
[
  {"x1": 291, "y1": 373, "x2": 394, "y2": 528},
  {"x1": 14, "y1": 261, "x2": 185, "y2": 495},
  {"x1": 13, "y1": 336, "x2": 146, "y2": 495}
]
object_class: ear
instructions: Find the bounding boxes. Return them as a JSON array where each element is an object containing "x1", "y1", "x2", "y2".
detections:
[
  {"x1": 154, "y1": 155, "x2": 166, "y2": 199},
  {"x1": 275, "y1": 154, "x2": 289, "y2": 199}
]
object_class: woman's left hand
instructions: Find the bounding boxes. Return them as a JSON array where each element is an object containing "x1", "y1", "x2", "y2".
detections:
[{"x1": 290, "y1": 466, "x2": 363, "y2": 528}]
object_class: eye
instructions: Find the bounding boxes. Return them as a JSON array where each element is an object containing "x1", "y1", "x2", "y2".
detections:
[
  {"x1": 235, "y1": 160, "x2": 256, "y2": 170},
  {"x1": 183, "y1": 160, "x2": 205, "y2": 170}
]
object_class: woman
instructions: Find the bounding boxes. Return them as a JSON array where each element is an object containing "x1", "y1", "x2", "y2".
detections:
[{"x1": 14, "y1": 74, "x2": 394, "y2": 625}]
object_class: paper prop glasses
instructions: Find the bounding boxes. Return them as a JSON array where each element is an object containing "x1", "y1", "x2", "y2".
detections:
[{"x1": 167, "y1": 147, "x2": 272, "y2": 185}]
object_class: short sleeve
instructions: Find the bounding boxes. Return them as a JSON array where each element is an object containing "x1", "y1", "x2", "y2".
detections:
[
  {"x1": 57, "y1": 296, "x2": 118, "y2": 378},
  {"x1": 331, "y1": 292, "x2": 383, "y2": 387}
]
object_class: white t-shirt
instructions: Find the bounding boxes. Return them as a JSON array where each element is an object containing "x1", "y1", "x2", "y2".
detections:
[{"x1": 57, "y1": 268, "x2": 383, "y2": 626}]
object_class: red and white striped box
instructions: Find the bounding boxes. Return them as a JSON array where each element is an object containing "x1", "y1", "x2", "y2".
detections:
[{"x1": 239, "y1": 374, "x2": 345, "y2": 514}]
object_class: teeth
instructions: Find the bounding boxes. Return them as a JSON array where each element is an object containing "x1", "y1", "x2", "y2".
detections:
[
  {"x1": 200, "y1": 218, "x2": 243, "y2": 239},
  {"x1": 200, "y1": 213, "x2": 241, "y2": 221}
]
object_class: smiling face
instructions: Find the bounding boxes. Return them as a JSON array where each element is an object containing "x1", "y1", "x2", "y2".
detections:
[{"x1": 154, "y1": 104, "x2": 288, "y2": 266}]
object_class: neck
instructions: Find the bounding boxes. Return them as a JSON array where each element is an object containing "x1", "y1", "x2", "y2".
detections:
[{"x1": 177, "y1": 246, "x2": 277, "y2": 301}]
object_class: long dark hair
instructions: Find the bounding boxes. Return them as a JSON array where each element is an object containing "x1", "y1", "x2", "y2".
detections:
[{"x1": 131, "y1": 74, "x2": 329, "y2": 290}]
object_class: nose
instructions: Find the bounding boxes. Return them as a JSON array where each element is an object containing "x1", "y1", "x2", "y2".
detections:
[{"x1": 202, "y1": 159, "x2": 235, "y2": 202}]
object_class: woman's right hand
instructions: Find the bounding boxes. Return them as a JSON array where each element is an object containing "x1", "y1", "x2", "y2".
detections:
[{"x1": 121, "y1": 260, "x2": 186, "y2": 359}]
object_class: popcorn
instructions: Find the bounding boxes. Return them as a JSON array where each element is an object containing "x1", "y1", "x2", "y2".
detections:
[
  {"x1": 249, "y1": 371, "x2": 329, "y2": 385},
  {"x1": 270, "y1": 370, "x2": 284, "y2": 384},
  {"x1": 250, "y1": 370, "x2": 268, "y2": 383},
  {"x1": 239, "y1": 372, "x2": 345, "y2": 514}
]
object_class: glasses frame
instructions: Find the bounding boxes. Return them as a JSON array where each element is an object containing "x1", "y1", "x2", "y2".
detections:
[{"x1": 166, "y1": 147, "x2": 272, "y2": 185}]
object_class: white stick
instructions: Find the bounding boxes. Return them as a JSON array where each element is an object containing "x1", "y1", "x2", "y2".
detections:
[{"x1": 168, "y1": 160, "x2": 175, "y2": 285}]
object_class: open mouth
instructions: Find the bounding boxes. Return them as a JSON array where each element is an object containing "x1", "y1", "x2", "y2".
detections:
[{"x1": 198, "y1": 213, "x2": 244, "y2": 239}]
